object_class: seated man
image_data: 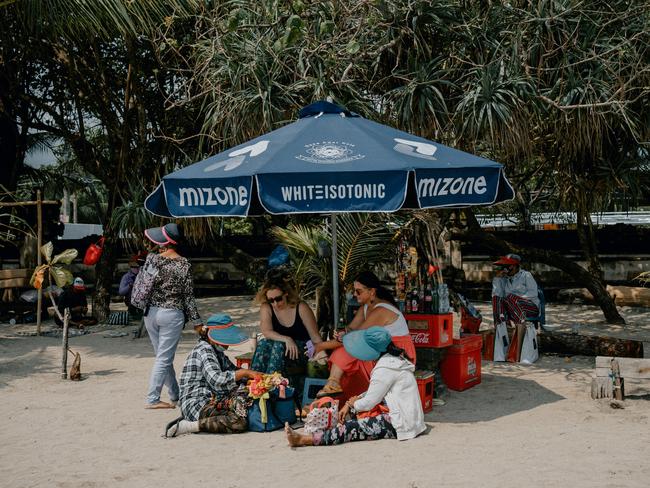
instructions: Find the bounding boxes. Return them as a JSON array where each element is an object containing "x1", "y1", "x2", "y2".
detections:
[
  {"x1": 54, "y1": 277, "x2": 98, "y2": 328},
  {"x1": 164, "y1": 315, "x2": 263, "y2": 438},
  {"x1": 491, "y1": 253, "x2": 539, "y2": 325}
]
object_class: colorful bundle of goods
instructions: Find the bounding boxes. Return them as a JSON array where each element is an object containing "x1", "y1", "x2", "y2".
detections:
[{"x1": 247, "y1": 372, "x2": 289, "y2": 423}]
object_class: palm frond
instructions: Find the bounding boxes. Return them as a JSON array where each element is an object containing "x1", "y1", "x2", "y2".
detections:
[{"x1": 11, "y1": 0, "x2": 202, "y2": 41}]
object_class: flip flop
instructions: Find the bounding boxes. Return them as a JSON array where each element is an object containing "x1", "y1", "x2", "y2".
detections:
[
  {"x1": 163, "y1": 416, "x2": 184, "y2": 438},
  {"x1": 145, "y1": 401, "x2": 175, "y2": 410}
]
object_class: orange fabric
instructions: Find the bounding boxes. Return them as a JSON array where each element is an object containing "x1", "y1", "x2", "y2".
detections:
[
  {"x1": 357, "y1": 403, "x2": 390, "y2": 419},
  {"x1": 330, "y1": 334, "x2": 417, "y2": 403},
  {"x1": 391, "y1": 334, "x2": 416, "y2": 365}
]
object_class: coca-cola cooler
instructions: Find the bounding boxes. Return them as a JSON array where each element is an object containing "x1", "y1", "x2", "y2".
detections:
[{"x1": 405, "y1": 313, "x2": 453, "y2": 348}]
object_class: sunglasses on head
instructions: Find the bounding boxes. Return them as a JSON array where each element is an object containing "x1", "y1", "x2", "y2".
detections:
[{"x1": 267, "y1": 295, "x2": 284, "y2": 304}]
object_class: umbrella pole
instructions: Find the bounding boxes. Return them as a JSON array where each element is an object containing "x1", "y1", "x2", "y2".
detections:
[{"x1": 331, "y1": 213, "x2": 339, "y2": 331}]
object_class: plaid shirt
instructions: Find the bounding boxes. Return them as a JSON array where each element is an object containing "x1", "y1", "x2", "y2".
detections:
[{"x1": 179, "y1": 340, "x2": 238, "y2": 421}]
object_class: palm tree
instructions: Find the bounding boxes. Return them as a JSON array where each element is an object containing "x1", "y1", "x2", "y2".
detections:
[{"x1": 271, "y1": 214, "x2": 401, "y2": 335}]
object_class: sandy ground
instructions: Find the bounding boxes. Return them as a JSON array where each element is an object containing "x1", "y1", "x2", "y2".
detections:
[{"x1": 1, "y1": 297, "x2": 650, "y2": 488}]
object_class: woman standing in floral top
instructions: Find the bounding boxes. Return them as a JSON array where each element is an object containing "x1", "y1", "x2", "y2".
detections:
[{"x1": 140, "y1": 223, "x2": 200, "y2": 409}]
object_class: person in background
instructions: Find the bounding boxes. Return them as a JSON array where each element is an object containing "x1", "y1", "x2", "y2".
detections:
[
  {"x1": 491, "y1": 253, "x2": 539, "y2": 325},
  {"x1": 285, "y1": 326, "x2": 426, "y2": 447},
  {"x1": 250, "y1": 269, "x2": 322, "y2": 376},
  {"x1": 118, "y1": 252, "x2": 147, "y2": 317},
  {"x1": 54, "y1": 277, "x2": 98, "y2": 328},
  {"x1": 315, "y1": 270, "x2": 415, "y2": 398},
  {"x1": 164, "y1": 314, "x2": 263, "y2": 437},
  {"x1": 137, "y1": 223, "x2": 201, "y2": 410}
]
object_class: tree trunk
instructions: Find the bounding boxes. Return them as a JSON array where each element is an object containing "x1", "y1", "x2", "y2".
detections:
[
  {"x1": 315, "y1": 285, "x2": 333, "y2": 339},
  {"x1": 576, "y1": 206, "x2": 604, "y2": 279},
  {"x1": 92, "y1": 231, "x2": 116, "y2": 322},
  {"x1": 457, "y1": 210, "x2": 626, "y2": 324}
]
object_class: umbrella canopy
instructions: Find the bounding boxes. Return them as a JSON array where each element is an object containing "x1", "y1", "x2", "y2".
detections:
[
  {"x1": 145, "y1": 101, "x2": 514, "y2": 217},
  {"x1": 145, "y1": 100, "x2": 515, "y2": 327}
]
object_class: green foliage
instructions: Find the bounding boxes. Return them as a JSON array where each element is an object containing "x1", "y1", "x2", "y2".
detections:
[{"x1": 271, "y1": 214, "x2": 398, "y2": 299}]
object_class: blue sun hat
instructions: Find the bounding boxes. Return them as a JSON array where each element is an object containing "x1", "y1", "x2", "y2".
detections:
[
  {"x1": 205, "y1": 313, "x2": 249, "y2": 346},
  {"x1": 342, "y1": 326, "x2": 392, "y2": 361}
]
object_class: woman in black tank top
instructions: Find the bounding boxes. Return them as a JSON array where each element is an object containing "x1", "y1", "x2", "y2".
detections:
[{"x1": 251, "y1": 271, "x2": 322, "y2": 376}]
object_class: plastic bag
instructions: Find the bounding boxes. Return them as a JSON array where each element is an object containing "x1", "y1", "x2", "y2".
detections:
[
  {"x1": 307, "y1": 351, "x2": 330, "y2": 379},
  {"x1": 83, "y1": 237, "x2": 105, "y2": 266},
  {"x1": 493, "y1": 321, "x2": 509, "y2": 362},
  {"x1": 520, "y1": 323, "x2": 539, "y2": 364}
]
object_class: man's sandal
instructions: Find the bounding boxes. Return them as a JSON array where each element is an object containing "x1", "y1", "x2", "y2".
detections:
[
  {"x1": 163, "y1": 416, "x2": 184, "y2": 438},
  {"x1": 316, "y1": 379, "x2": 343, "y2": 398}
]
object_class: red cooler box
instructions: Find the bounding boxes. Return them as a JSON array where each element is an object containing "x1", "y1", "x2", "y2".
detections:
[
  {"x1": 406, "y1": 313, "x2": 453, "y2": 348},
  {"x1": 440, "y1": 334, "x2": 482, "y2": 391}
]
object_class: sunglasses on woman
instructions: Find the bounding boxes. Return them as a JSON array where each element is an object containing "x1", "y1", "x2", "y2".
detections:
[{"x1": 267, "y1": 295, "x2": 285, "y2": 304}]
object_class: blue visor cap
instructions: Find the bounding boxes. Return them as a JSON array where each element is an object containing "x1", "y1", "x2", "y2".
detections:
[
  {"x1": 205, "y1": 313, "x2": 248, "y2": 346},
  {"x1": 342, "y1": 326, "x2": 392, "y2": 361}
]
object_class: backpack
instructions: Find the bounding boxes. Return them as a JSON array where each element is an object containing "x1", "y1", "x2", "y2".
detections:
[{"x1": 131, "y1": 256, "x2": 159, "y2": 310}]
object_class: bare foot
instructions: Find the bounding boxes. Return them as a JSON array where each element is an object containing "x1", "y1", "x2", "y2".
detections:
[
  {"x1": 145, "y1": 401, "x2": 175, "y2": 410},
  {"x1": 285, "y1": 422, "x2": 308, "y2": 447}
]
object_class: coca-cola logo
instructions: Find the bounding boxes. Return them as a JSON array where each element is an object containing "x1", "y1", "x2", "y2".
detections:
[
  {"x1": 411, "y1": 332, "x2": 430, "y2": 344},
  {"x1": 467, "y1": 357, "x2": 477, "y2": 376}
]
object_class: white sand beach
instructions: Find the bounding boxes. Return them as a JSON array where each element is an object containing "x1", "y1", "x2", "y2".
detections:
[{"x1": 1, "y1": 297, "x2": 649, "y2": 488}]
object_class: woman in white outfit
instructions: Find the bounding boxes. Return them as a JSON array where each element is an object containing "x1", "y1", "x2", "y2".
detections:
[{"x1": 286, "y1": 326, "x2": 426, "y2": 446}]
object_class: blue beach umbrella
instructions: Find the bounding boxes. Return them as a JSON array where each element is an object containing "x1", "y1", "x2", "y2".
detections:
[{"x1": 145, "y1": 101, "x2": 514, "y2": 322}]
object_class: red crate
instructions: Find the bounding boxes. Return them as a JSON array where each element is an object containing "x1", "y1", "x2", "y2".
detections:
[
  {"x1": 440, "y1": 334, "x2": 482, "y2": 391},
  {"x1": 235, "y1": 352, "x2": 253, "y2": 369},
  {"x1": 406, "y1": 313, "x2": 453, "y2": 348},
  {"x1": 415, "y1": 370, "x2": 435, "y2": 413}
]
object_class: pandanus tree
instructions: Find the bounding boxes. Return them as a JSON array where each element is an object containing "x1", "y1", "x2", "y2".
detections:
[{"x1": 446, "y1": 1, "x2": 650, "y2": 323}]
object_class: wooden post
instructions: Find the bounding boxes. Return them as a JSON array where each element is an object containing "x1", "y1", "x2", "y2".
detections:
[
  {"x1": 36, "y1": 190, "x2": 43, "y2": 335},
  {"x1": 611, "y1": 358, "x2": 624, "y2": 401},
  {"x1": 61, "y1": 308, "x2": 70, "y2": 379}
]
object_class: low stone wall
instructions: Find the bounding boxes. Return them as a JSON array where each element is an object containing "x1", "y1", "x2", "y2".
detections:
[{"x1": 462, "y1": 255, "x2": 650, "y2": 284}]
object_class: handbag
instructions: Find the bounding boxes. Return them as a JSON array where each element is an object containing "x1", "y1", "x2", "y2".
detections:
[
  {"x1": 131, "y1": 256, "x2": 158, "y2": 310},
  {"x1": 247, "y1": 386, "x2": 296, "y2": 432},
  {"x1": 83, "y1": 237, "x2": 105, "y2": 266},
  {"x1": 303, "y1": 397, "x2": 339, "y2": 434}
]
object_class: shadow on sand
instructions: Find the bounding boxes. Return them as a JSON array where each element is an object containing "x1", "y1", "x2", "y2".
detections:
[{"x1": 429, "y1": 373, "x2": 565, "y2": 423}]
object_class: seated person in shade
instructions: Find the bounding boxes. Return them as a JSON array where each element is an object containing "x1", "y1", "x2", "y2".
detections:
[
  {"x1": 118, "y1": 252, "x2": 146, "y2": 316},
  {"x1": 491, "y1": 253, "x2": 539, "y2": 325},
  {"x1": 250, "y1": 269, "x2": 322, "y2": 376},
  {"x1": 164, "y1": 314, "x2": 263, "y2": 437},
  {"x1": 54, "y1": 277, "x2": 98, "y2": 327},
  {"x1": 314, "y1": 271, "x2": 415, "y2": 398},
  {"x1": 285, "y1": 326, "x2": 426, "y2": 447}
]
